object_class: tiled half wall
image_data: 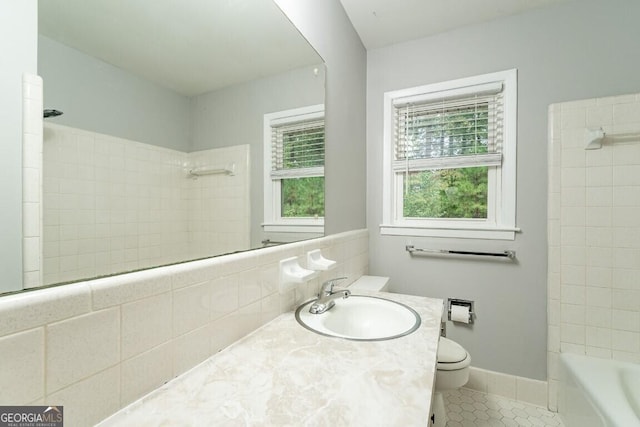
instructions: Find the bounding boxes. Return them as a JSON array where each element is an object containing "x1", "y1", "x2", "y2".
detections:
[
  {"x1": 547, "y1": 92, "x2": 640, "y2": 410},
  {"x1": 0, "y1": 229, "x2": 368, "y2": 426}
]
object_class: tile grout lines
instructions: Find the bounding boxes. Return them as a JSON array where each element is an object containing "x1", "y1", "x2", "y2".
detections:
[{"x1": 444, "y1": 388, "x2": 564, "y2": 427}]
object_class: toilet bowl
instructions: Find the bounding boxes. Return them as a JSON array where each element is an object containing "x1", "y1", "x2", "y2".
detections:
[
  {"x1": 436, "y1": 336, "x2": 471, "y2": 391},
  {"x1": 431, "y1": 336, "x2": 471, "y2": 427}
]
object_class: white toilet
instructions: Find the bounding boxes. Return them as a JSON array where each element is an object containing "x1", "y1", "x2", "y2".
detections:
[{"x1": 432, "y1": 336, "x2": 471, "y2": 427}]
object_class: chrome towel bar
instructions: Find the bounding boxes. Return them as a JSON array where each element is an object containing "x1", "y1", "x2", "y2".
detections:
[
  {"x1": 261, "y1": 239, "x2": 290, "y2": 246},
  {"x1": 405, "y1": 245, "x2": 516, "y2": 260},
  {"x1": 188, "y1": 163, "x2": 236, "y2": 178}
]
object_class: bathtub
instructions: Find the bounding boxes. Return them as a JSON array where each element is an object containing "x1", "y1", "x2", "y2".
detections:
[{"x1": 559, "y1": 353, "x2": 640, "y2": 427}]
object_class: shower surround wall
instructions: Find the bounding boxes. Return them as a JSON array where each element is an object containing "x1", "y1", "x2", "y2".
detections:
[
  {"x1": 42, "y1": 123, "x2": 249, "y2": 286},
  {"x1": 22, "y1": 74, "x2": 44, "y2": 289},
  {"x1": 547, "y1": 93, "x2": 640, "y2": 410}
]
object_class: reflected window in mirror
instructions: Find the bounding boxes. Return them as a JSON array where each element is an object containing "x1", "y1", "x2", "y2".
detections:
[{"x1": 263, "y1": 105, "x2": 325, "y2": 233}]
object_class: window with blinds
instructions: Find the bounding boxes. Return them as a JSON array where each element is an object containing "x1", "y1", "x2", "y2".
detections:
[
  {"x1": 392, "y1": 83, "x2": 504, "y2": 220},
  {"x1": 263, "y1": 104, "x2": 325, "y2": 229},
  {"x1": 381, "y1": 69, "x2": 518, "y2": 240},
  {"x1": 393, "y1": 82, "x2": 503, "y2": 173},
  {"x1": 270, "y1": 118, "x2": 325, "y2": 179}
]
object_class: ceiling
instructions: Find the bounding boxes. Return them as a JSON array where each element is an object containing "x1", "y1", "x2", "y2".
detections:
[
  {"x1": 338, "y1": 0, "x2": 568, "y2": 49},
  {"x1": 38, "y1": 0, "x2": 570, "y2": 96},
  {"x1": 38, "y1": 0, "x2": 322, "y2": 96}
]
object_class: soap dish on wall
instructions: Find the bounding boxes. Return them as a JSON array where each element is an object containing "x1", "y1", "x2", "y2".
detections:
[
  {"x1": 307, "y1": 249, "x2": 336, "y2": 271},
  {"x1": 279, "y1": 256, "x2": 318, "y2": 293}
]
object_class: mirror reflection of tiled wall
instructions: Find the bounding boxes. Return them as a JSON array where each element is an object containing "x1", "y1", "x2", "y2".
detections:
[{"x1": 42, "y1": 123, "x2": 249, "y2": 285}]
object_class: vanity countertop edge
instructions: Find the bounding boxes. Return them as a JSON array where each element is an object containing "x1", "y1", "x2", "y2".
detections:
[{"x1": 98, "y1": 291, "x2": 443, "y2": 426}]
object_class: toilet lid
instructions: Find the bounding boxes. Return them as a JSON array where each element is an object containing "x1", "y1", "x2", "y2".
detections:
[{"x1": 437, "y1": 337, "x2": 470, "y2": 371}]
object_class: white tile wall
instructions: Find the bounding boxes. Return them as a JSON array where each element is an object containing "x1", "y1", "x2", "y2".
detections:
[
  {"x1": 547, "y1": 92, "x2": 640, "y2": 410},
  {"x1": 45, "y1": 308, "x2": 120, "y2": 394},
  {"x1": 0, "y1": 229, "x2": 368, "y2": 427},
  {"x1": 187, "y1": 146, "x2": 251, "y2": 259},
  {"x1": 0, "y1": 328, "x2": 44, "y2": 404},
  {"x1": 22, "y1": 74, "x2": 44, "y2": 289},
  {"x1": 42, "y1": 123, "x2": 250, "y2": 285}
]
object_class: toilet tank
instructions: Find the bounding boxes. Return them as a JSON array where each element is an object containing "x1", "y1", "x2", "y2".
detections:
[{"x1": 348, "y1": 275, "x2": 390, "y2": 292}]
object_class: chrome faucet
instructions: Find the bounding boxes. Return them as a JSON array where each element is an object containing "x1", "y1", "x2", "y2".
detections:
[{"x1": 309, "y1": 277, "x2": 351, "y2": 314}]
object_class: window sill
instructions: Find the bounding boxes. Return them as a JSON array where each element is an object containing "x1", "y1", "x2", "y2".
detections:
[
  {"x1": 379, "y1": 224, "x2": 520, "y2": 240},
  {"x1": 263, "y1": 222, "x2": 324, "y2": 234}
]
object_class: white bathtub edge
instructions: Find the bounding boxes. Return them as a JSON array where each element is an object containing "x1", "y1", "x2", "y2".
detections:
[{"x1": 559, "y1": 353, "x2": 640, "y2": 427}]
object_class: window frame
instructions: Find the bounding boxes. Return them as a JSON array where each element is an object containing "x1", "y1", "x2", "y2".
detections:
[
  {"x1": 381, "y1": 69, "x2": 519, "y2": 240},
  {"x1": 263, "y1": 104, "x2": 325, "y2": 233}
]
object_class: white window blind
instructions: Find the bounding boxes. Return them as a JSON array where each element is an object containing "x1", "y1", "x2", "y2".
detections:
[
  {"x1": 270, "y1": 118, "x2": 324, "y2": 179},
  {"x1": 393, "y1": 82, "x2": 504, "y2": 172}
]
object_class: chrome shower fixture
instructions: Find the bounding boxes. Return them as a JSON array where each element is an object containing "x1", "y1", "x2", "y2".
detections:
[{"x1": 43, "y1": 109, "x2": 63, "y2": 118}]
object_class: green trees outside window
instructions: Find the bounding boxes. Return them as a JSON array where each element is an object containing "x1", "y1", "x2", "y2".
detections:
[
  {"x1": 280, "y1": 122, "x2": 324, "y2": 218},
  {"x1": 281, "y1": 177, "x2": 325, "y2": 217},
  {"x1": 403, "y1": 167, "x2": 488, "y2": 219},
  {"x1": 400, "y1": 104, "x2": 490, "y2": 219}
]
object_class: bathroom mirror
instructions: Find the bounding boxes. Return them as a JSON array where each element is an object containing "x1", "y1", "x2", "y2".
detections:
[{"x1": 35, "y1": 0, "x2": 325, "y2": 287}]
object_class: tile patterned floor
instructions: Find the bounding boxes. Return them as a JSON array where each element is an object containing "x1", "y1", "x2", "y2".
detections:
[{"x1": 443, "y1": 388, "x2": 565, "y2": 427}]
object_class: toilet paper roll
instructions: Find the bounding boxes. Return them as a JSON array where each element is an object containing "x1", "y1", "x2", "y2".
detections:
[{"x1": 450, "y1": 305, "x2": 470, "y2": 324}]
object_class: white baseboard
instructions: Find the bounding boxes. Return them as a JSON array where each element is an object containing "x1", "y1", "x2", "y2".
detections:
[{"x1": 464, "y1": 366, "x2": 549, "y2": 409}]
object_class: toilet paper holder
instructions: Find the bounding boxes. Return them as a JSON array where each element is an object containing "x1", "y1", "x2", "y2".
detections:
[{"x1": 447, "y1": 298, "x2": 475, "y2": 324}]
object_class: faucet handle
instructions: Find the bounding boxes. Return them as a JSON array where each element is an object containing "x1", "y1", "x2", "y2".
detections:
[{"x1": 320, "y1": 277, "x2": 348, "y2": 295}]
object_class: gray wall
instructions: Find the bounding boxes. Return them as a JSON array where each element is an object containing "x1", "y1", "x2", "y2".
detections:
[
  {"x1": 0, "y1": 1, "x2": 38, "y2": 294},
  {"x1": 367, "y1": 0, "x2": 640, "y2": 380},
  {"x1": 38, "y1": 35, "x2": 191, "y2": 151},
  {"x1": 190, "y1": 64, "x2": 325, "y2": 246},
  {"x1": 275, "y1": 0, "x2": 367, "y2": 235}
]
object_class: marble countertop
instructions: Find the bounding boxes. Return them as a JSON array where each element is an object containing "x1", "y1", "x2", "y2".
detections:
[{"x1": 99, "y1": 292, "x2": 443, "y2": 426}]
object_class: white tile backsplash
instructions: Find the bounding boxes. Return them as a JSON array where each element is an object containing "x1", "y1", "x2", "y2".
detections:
[
  {"x1": 120, "y1": 342, "x2": 173, "y2": 405},
  {"x1": 0, "y1": 328, "x2": 44, "y2": 404},
  {"x1": 45, "y1": 308, "x2": 120, "y2": 394},
  {"x1": 0, "y1": 229, "x2": 368, "y2": 426},
  {"x1": 0, "y1": 283, "x2": 91, "y2": 337},
  {"x1": 548, "y1": 92, "x2": 640, "y2": 408},
  {"x1": 121, "y1": 292, "x2": 172, "y2": 360},
  {"x1": 46, "y1": 366, "x2": 121, "y2": 427},
  {"x1": 172, "y1": 281, "x2": 212, "y2": 337}
]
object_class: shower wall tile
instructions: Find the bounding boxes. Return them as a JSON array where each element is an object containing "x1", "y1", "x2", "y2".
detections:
[
  {"x1": 548, "y1": 92, "x2": 640, "y2": 408},
  {"x1": 42, "y1": 124, "x2": 249, "y2": 286},
  {"x1": 186, "y1": 145, "x2": 251, "y2": 260},
  {"x1": 43, "y1": 124, "x2": 188, "y2": 284},
  {"x1": 22, "y1": 74, "x2": 44, "y2": 289}
]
